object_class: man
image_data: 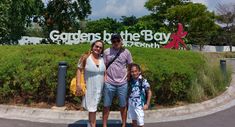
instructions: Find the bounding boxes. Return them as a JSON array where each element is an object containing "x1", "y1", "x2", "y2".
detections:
[{"x1": 103, "y1": 34, "x2": 133, "y2": 127}]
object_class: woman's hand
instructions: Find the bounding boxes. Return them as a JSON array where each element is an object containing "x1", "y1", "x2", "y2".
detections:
[
  {"x1": 104, "y1": 71, "x2": 107, "y2": 81},
  {"x1": 76, "y1": 84, "x2": 83, "y2": 96}
]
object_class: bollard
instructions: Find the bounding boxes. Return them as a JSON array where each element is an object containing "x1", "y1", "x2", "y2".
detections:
[
  {"x1": 220, "y1": 59, "x2": 226, "y2": 79},
  {"x1": 56, "y1": 61, "x2": 67, "y2": 107},
  {"x1": 0, "y1": 80, "x2": 2, "y2": 88}
]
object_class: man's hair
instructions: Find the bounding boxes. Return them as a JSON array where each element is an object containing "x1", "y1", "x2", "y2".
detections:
[{"x1": 111, "y1": 33, "x2": 122, "y2": 41}]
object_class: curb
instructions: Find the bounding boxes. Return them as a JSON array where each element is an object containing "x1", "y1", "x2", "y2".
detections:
[{"x1": 1, "y1": 76, "x2": 235, "y2": 124}]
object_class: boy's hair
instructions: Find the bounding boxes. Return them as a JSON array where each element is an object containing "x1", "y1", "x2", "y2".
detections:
[
  {"x1": 128, "y1": 63, "x2": 142, "y2": 81},
  {"x1": 130, "y1": 63, "x2": 141, "y2": 72}
]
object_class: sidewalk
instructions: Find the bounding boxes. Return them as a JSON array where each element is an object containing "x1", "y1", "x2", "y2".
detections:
[{"x1": 1, "y1": 72, "x2": 235, "y2": 124}]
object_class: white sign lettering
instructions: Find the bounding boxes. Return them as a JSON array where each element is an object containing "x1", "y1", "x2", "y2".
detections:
[{"x1": 49, "y1": 30, "x2": 171, "y2": 48}]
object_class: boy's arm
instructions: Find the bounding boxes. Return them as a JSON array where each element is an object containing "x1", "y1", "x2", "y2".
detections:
[{"x1": 143, "y1": 88, "x2": 152, "y2": 110}]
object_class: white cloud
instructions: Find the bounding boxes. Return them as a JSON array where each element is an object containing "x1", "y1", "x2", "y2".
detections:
[
  {"x1": 91, "y1": 0, "x2": 149, "y2": 19},
  {"x1": 192, "y1": 0, "x2": 207, "y2": 5},
  {"x1": 192, "y1": 0, "x2": 235, "y2": 11},
  {"x1": 42, "y1": 0, "x2": 235, "y2": 20}
]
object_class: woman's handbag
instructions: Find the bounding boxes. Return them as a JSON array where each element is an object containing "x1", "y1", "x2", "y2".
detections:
[{"x1": 70, "y1": 70, "x2": 86, "y2": 96}]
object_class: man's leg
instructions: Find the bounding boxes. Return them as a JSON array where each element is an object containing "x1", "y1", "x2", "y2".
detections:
[
  {"x1": 120, "y1": 106, "x2": 127, "y2": 127},
  {"x1": 117, "y1": 83, "x2": 128, "y2": 127},
  {"x1": 103, "y1": 83, "x2": 116, "y2": 127},
  {"x1": 102, "y1": 106, "x2": 110, "y2": 127}
]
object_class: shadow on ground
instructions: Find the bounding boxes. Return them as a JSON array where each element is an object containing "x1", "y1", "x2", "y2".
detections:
[{"x1": 68, "y1": 120, "x2": 131, "y2": 127}]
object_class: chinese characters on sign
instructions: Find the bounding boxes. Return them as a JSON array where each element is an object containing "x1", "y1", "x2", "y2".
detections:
[{"x1": 164, "y1": 23, "x2": 188, "y2": 49}]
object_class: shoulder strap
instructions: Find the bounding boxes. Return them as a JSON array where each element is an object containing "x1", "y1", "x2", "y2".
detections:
[
  {"x1": 139, "y1": 78, "x2": 144, "y2": 91},
  {"x1": 139, "y1": 78, "x2": 148, "y2": 104},
  {"x1": 106, "y1": 48, "x2": 124, "y2": 69}
]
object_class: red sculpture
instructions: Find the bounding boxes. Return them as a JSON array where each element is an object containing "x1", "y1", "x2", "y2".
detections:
[{"x1": 164, "y1": 23, "x2": 188, "y2": 49}]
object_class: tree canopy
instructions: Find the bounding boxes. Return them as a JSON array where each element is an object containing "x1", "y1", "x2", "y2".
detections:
[
  {"x1": 0, "y1": 0, "x2": 44, "y2": 44},
  {"x1": 0, "y1": 0, "x2": 92, "y2": 44},
  {"x1": 45, "y1": 0, "x2": 91, "y2": 32}
]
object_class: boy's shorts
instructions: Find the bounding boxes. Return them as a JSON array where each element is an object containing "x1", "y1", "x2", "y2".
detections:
[
  {"x1": 103, "y1": 82, "x2": 128, "y2": 107},
  {"x1": 128, "y1": 104, "x2": 144, "y2": 126}
]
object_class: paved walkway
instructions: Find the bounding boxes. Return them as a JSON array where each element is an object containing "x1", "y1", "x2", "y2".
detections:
[
  {"x1": 1, "y1": 105, "x2": 235, "y2": 127},
  {"x1": 0, "y1": 59, "x2": 235, "y2": 127}
]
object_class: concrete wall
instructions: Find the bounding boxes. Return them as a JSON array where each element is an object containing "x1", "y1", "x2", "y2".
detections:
[
  {"x1": 18, "y1": 36, "x2": 43, "y2": 45},
  {"x1": 191, "y1": 45, "x2": 235, "y2": 52}
]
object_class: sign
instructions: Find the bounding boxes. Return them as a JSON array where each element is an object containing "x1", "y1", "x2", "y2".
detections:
[
  {"x1": 49, "y1": 23, "x2": 188, "y2": 49},
  {"x1": 49, "y1": 30, "x2": 171, "y2": 47},
  {"x1": 164, "y1": 23, "x2": 187, "y2": 49}
]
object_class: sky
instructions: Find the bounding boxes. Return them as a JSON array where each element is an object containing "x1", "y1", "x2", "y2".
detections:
[
  {"x1": 88, "y1": 0, "x2": 235, "y2": 20},
  {"x1": 43, "y1": 0, "x2": 235, "y2": 20}
]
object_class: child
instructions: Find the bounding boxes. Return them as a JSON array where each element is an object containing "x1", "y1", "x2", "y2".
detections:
[{"x1": 128, "y1": 63, "x2": 152, "y2": 127}]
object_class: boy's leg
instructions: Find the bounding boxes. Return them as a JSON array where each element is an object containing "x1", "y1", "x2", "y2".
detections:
[
  {"x1": 132, "y1": 120, "x2": 138, "y2": 127},
  {"x1": 117, "y1": 83, "x2": 128, "y2": 127},
  {"x1": 129, "y1": 104, "x2": 138, "y2": 127},
  {"x1": 136, "y1": 108, "x2": 144, "y2": 127},
  {"x1": 103, "y1": 83, "x2": 116, "y2": 127}
]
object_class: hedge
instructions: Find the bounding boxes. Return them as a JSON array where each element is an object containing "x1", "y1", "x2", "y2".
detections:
[{"x1": 0, "y1": 45, "x2": 231, "y2": 109}]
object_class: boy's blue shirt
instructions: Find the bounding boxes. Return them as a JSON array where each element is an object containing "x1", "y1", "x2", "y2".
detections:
[{"x1": 129, "y1": 75, "x2": 150, "y2": 108}]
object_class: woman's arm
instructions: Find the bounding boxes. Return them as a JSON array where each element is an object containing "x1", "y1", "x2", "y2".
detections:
[
  {"x1": 76, "y1": 68, "x2": 82, "y2": 95},
  {"x1": 104, "y1": 71, "x2": 107, "y2": 81}
]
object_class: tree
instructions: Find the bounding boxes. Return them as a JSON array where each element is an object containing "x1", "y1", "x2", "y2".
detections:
[
  {"x1": 0, "y1": 0, "x2": 11, "y2": 43},
  {"x1": 144, "y1": 1, "x2": 218, "y2": 49},
  {"x1": 120, "y1": 16, "x2": 138, "y2": 26},
  {"x1": 144, "y1": 0, "x2": 189, "y2": 29},
  {"x1": 0, "y1": 0, "x2": 44, "y2": 44},
  {"x1": 216, "y1": 3, "x2": 235, "y2": 52},
  {"x1": 45, "y1": 0, "x2": 91, "y2": 33},
  {"x1": 85, "y1": 17, "x2": 123, "y2": 33},
  {"x1": 166, "y1": 3, "x2": 218, "y2": 50}
]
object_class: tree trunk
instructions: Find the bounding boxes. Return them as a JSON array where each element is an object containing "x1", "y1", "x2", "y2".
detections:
[
  {"x1": 199, "y1": 45, "x2": 202, "y2": 51},
  {"x1": 229, "y1": 43, "x2": 232, "y2": 52}
]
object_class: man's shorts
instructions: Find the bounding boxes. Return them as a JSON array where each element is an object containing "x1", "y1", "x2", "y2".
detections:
[
  {"x1": 103, "y1": 82, "x2": 128, "y2": 107},
  {"x1": 128, "y1": 104, "x2": 144, "y2": 126}
]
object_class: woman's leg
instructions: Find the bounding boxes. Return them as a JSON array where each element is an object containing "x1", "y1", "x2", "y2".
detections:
[{"x1": 89, "y1": 112, "x2": 96, "y2": 127}]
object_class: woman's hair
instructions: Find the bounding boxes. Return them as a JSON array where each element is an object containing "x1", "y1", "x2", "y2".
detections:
[
  {"x1": 79, "y1": 40, "x2": 104, "y2": 68},
  {"x1": 90, "y1": 40, "x2": 104, "y2": 55}
]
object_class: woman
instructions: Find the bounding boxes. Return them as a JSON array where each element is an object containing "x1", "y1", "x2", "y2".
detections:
[{"x1": 76, "y1": 40, "x2": 105, "y2": 127}]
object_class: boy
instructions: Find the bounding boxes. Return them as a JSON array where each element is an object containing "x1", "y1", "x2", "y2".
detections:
[{"x1": 128, "y1": 63, "x2": 152, "y2": 127}]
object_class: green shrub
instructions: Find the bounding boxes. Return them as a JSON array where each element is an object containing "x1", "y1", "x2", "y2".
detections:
[
  {"x1": 0, "y1": 45, "x2": 231, "y2": 109},
  {"x1": 186, "y1": 54, "x2": 232, "y2": 103}
]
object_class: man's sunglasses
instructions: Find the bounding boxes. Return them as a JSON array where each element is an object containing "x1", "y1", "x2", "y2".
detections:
[{"x1": 112, "y1": 40, "x2": 121, "y2": 43}]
